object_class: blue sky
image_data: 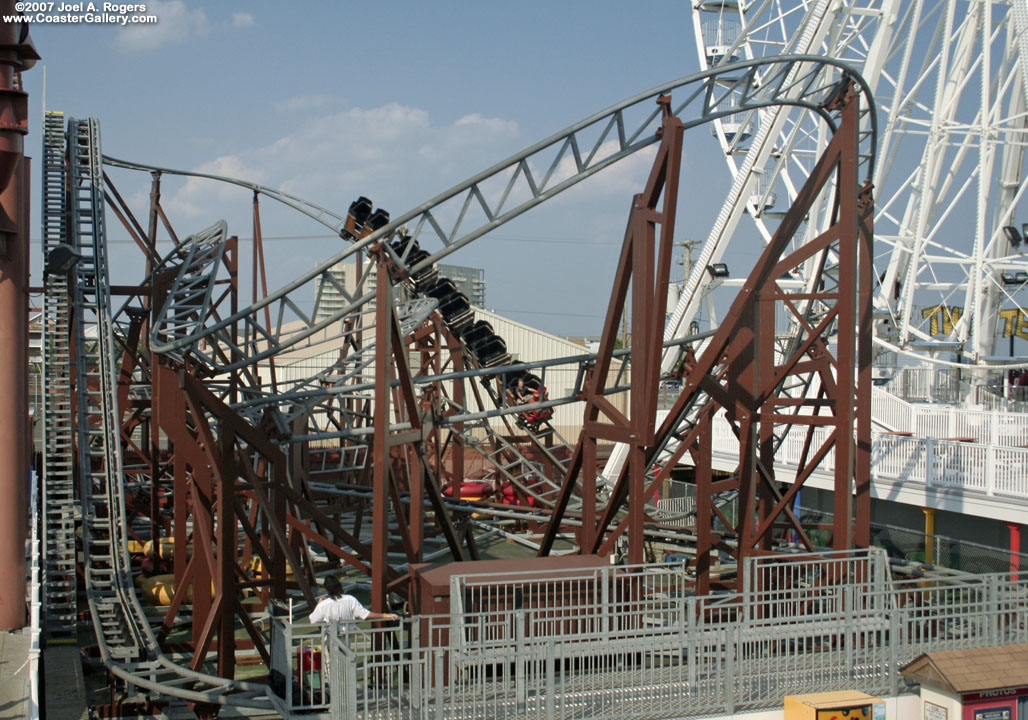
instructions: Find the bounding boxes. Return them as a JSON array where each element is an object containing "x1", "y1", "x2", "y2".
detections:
[{"x1": 23, "y1": 1, "x2": 746, "y2": 336}]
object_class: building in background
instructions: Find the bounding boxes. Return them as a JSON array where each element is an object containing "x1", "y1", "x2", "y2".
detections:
[
  {"x1": 314, "y1": 261, "x2": 485, "y2": 321},
  {"x1": 313, "y1": 262, "x2": 359, "y2": 321},
  {"x1": 437, "y1": 264, "x2": 486, "y2": 307}
]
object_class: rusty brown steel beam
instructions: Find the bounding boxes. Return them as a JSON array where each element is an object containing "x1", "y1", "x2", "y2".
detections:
[
  {"x1": 537, "y1": 82, "x2": 872, "y2": 594},
  {"x1": 539, "y1": 96, "x2": 685, "y2": 559},
  {"x1": 372, "y1": 249, "x2": 392, "y2": 612}
]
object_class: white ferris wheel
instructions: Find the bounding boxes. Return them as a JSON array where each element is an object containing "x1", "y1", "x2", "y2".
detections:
[{"x1": 676, "y1": 0, "x2": 1028, "y2": 371}]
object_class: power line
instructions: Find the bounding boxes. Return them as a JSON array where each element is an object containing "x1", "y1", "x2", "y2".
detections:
[
  {"x1": 493, "y1": 309, "x2": 604, "y2": 319},
  {"x1": 30, "y1": 232, "x2": 620, "y2": 247}
]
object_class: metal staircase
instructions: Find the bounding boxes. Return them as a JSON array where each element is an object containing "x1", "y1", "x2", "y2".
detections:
[
  {"x1": 40, "y1": 110, "x2": 78, "y2": 642},
  {"x1": 67, "y1": 117, "x2": 155, "y2": 664}
]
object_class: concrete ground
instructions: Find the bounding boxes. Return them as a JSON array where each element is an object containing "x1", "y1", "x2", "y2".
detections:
[
  {"x1": 0, "y1": 630, "x2": 30, "y2": 720},
  {"x1": 43, "y1": 644, "x2": 86, "y2": 720}
]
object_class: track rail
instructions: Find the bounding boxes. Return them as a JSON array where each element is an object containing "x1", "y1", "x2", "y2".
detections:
[
  {"x1": 52, "y1": 116, "x2": 287, "y2": 712},
  {"x1": 40, "y1": 111, "x2": 77, "y2": 642}
]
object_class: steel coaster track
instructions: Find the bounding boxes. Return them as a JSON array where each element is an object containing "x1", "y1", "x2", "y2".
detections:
[
  {"x1": 61, "y1": 117, "x2": 285, "y2": 711},
  {"x1": 105, "y1": 55, "x2": 876, "y2": 377},
  {"x1": 40, "y1": 111, "x2": 78, "y2": 642},
  {"x1": 116, "y1": 56, "x2": 875, "y2": 519},
  {"x1": 149, "y1": 222, "x2": 580, "y2": 508},
  {"x1": 58, "y1": 56, "x2": 876, "y2": 711},
  {"x1": 68, "y1": 117, "x2": 155, "y2": 665}
]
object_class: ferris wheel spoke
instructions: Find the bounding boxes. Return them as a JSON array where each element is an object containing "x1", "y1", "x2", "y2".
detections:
[{"x1": 689, "y1": 0, "x2": 1028, "y2": 366}]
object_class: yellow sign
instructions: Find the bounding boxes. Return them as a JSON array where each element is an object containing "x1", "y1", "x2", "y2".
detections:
[{"x1": 920, "y1": 305, "x2": 1028, "y2": 340}]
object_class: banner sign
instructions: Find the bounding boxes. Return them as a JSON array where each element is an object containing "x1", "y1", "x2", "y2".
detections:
[{"x1": 920, "y1": 306, "x2": 1028, "y2": 340}]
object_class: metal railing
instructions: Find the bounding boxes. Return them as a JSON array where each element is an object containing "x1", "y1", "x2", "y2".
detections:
[
  {"x1": 872, "y1": 386, "x2": 1028, "y2": 446},
  {"x1": 912, "y1": 405, "x2": 1028, "y2": 446},
  {"x1": 286, "y1": 553, "x2": 1028, "y2": 719},
  {"x1": 706, "y1": 413, "x2": 1028, "y2": 500},
  {"x1": 877, "y1": 366, "x2": 1028, "y2": 411}
]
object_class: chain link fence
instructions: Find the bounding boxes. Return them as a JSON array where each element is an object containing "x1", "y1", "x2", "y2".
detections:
[
  {"x1": 657, "y1": 481, "x2": 1027, "y2": 573},
  {"x1": 795, "y1": 505, "x2": 1028, "y2": 573}
]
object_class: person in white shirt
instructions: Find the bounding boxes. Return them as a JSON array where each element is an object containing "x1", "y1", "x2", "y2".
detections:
[{"x1": 309, "y1": 575, "x2": 398, "y2": 631}]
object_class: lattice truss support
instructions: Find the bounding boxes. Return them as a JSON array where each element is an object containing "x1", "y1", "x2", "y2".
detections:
[{"x1": 543, "y1": 83, "x2": 873, "y2": 594}]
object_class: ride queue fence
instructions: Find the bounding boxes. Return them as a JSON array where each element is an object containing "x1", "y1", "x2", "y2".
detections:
[{"x1": 275, "y1": 551, "x2": 1028, "y2": 719}]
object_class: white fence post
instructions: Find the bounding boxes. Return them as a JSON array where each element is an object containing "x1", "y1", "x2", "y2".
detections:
[
  {"x1": 987, "y1": 575, "x2": 1000, "y2": 646},
  {"x1": 411, "y1": 619, "x2": 422, "y2": 712},
  {"x1": 889, "y1": 606, "x2": 901, "y2": 694},
  {"x1": 602, "y1": 565, "x2": 610, "y2": 642},
  {"x1": 545, "y1": 638, "x2": 555, "y2": 718},
  {"x1": 925, "y1": 438, "x2": 936, "y2": 486},
  {"x1": 434, "y1": 649, "x2": 445, "y2": 720},
  {"x1": 844, "y1": 586, "x2": 854, "y2": 682},
  {"x1": 515, "y1": 608, "x2": 527, "y2": 710},
  {"x1": 986, "y1": 445, "x2": 996, "y2": 495},
  {"x1": 687, "y1": 597, "x2": 698, "y2": 690},
  {"x1": 725, "y1": 623, "x2": 738, "y2": 715}
]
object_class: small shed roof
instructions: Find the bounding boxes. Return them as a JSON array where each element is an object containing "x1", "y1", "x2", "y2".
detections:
[{"x1": 900, "y1": 643, "x2": 1028, "y2": 695}]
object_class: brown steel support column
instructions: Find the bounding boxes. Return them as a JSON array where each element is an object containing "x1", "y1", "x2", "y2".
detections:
[
  {"x1": 694, "y1": 418, "x2": 713, "y2": 596},
  {"x1": 1007, "y1": 523, "x2": 1021, "y2": 581},
  {"x1": 0, "y1": 156, "x2": 27, "y2": 629},
  {"x1": 216, "y1": 429, "x2": 236, "y2": 680},
  {"x1": 251, "y1": 194, "x2": 277, "y2": 392},
  {"x1": 757, "y1": 291, "x2": 776, "y2": 553},
  {"x1": 190, "y1": 464, "x2": 215, "y2": 656},
  {"x1": 0, "y1": 15, "x2": 32, "y2": 629},
  {"x1": 540, "y1": 97, "x2": 684, "y2": 559},
  {"x1": 832, "y1": 90, "x2": 859, "y2": 550},
  {"x1": 578, "y1": 421, "x2": 597, "y2": 551},
  {"x1": 854, "y1": 183, "x2": 874, "y2": 547},
  {"x1": 371, "y1": 253, "x2": 392, "y2": 613}
]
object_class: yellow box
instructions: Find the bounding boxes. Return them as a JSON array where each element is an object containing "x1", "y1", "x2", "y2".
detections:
[{"x1": 784, "y1": 691, "x2": 885, "y2": 720}]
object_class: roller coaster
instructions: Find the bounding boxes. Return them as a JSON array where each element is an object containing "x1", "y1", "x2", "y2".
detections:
[
  {"x1": 33, "y1": 49, "x2": 883, "y2": 716},
  {"x1": 20, "y1": 0, "x2": 1028, "y2": 716}
]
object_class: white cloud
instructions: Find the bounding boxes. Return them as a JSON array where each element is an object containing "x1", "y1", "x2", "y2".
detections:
[
  {"x1": 115, "y1": 0, "x2": 209, "y2": 52},
  {"x1": 159, "y1": 100, "x2": 657, "y2": 249},
  {"x1": 163, "y1": 102, "x2": 521, "y2": 223},
  {"x1": 165, "y1": 154, "x2": 268, "y2": 219},
  {"x1": 230, "y1": 11, "x2": 255, "y2": 28},
  {"x1": 455, "y1": 113, "x2": 519, "y2": 134},
  {"x1": 274, "y1": 94, "x2": 340, "y2": 113},
  {"x1": 115, "y1": 2, "x2": 255, "y2": 51}
]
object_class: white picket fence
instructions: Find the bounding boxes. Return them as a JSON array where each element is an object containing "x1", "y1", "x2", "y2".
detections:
[{"x1": 871, "y1": 386, "x2": 1028, "y2": 447}]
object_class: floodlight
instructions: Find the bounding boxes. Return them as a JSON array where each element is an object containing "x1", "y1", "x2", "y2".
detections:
[
  {"x1": 1003, "y1": 226, "x2": 1022, "y2": 249},
  {"x1": 706, "y1": 263, "x2": 729, "y2": 279},
  {"x1": 44, "y1": 243, "x2": 82, "y2": 276}
]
